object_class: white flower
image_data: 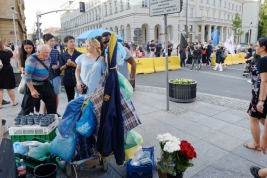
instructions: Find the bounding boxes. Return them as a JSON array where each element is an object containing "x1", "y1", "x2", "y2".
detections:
[
  {"x1": 163, "y1": 140, "x2": 181, "y2": 153},
  {"x1": 157, "y1": 133, "x2": 172, "y2": 142}
]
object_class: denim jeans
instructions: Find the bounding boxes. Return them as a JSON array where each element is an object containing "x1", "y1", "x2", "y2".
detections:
[{"x1": 191, "y1": 59, "x2": 200, "y2": 70}]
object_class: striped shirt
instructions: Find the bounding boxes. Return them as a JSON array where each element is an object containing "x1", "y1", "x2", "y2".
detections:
[
  {"x1": 25, "y1": 54, "x2": 51, "y2": 85},
  {"x1": 48, "y1": 48, "x2": 60, "y2": 79}
]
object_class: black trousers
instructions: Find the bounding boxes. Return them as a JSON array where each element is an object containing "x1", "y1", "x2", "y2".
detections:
[
  {"x1": 207, "y1": 54, "x2": 211, "y2": 65},
  {"x1": 180, "y1": 58, "x2": 186, "y2": 67},
  {"x1": 65, "y1": 85, "x2": 75, "y2": 102},
  {"x1": 19, "y1": 82, "x2": 56, "y2": 115}
]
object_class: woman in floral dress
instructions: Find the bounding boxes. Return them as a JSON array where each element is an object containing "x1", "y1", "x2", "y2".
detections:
[{"x1": 244, "y1": 53, "x2": 265, "y2": 151}]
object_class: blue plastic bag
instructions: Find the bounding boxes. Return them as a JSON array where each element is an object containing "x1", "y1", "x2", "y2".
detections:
[
  {"x1": 13, "y1": 142, "x2": 29, "y2": 155},
  {"x1": 76, "y1": 101, "x2": 96, "y2": 137},
  {"x1": 50, "y1": 131, "x2": 77, "y2": 162},
  {"x1": 117, "y1": 71, "x2": 133, "y2": 100},
  {"x1": 58, "y1": 97, "x2": 84, "y2": 138}
]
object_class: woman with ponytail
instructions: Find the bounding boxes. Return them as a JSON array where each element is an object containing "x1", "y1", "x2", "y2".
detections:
[{"x1": 75, "y1": 38, "x2": 106, "y2": 98}]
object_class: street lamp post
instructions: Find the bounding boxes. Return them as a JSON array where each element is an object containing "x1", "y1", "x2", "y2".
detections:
[
  {"x1": 185, "y1": 0, "x2": 189, "y2": 42},
  {"x1": 11, "y1": 7, "x2": 18, "y2": 45},
  {"x1": 248, "y1": 22, "x2": 252, "y2": 45}
]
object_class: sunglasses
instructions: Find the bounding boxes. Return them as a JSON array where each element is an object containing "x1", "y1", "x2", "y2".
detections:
[{"x1": 103, "y1": 40, "x2": 109, "y2": 44}]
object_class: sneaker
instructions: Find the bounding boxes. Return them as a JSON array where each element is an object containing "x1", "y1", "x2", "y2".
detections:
[
  {"x1": 250, "y1": 166, "x2": 261, "y2": 178},
  {"x1": 2, "y1": 100, "x2": 10, "y2": 105},
  {"x1": 247, "y1": 80, "x2": 252, "y2": 84},
  {"x1": 213, "y1": 68, "x2": 216, "y2": 71}
]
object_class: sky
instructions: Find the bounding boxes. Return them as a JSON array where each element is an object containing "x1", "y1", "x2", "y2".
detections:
[{"x1": 24, "y1": 0, "x2": 68, "y2": 34}]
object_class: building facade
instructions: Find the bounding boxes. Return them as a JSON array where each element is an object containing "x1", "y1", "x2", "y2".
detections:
[
  {"x1": 0, "y1": 0, "x2": 27, "y2": 43},
  {"x1": 59, "y1": 0, "x2": 260, "y2": 46}
]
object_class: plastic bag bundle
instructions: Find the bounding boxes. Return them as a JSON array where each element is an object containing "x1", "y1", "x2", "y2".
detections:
[
  {"x1": 76, "y1": 101, "x2": 96, "y2": 137},
  {"x1": 13, "y1": 142, "x2": 29, "y2": 155},
  {"x1": 58, "y1": 97, "x2": 84, "y2": 138},
  {"x1": 118, "y1": 71, "x2": 133, "y2": 100},
  {"x1": 124, "y1": 130, "x2": 143, "y2": 161},
  {"x1": 50, "y1": 131, "x2": 77, "y2": 162},
  {"x1": 28, "y1": 142, "x2": 50, "y2": 159},
  {"x1": 116, "y1": 42, "x2": 126, "y2": 66}
]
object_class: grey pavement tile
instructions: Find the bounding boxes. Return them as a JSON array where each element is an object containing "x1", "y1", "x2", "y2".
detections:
[
  {"x1": 205, "y1": 105, "x2": 230, "y2": 112},
  {"x1": 211, "y1": 112, "x2": 245, "y2": 124},
  {"x1": 212, "y1": 153, "x2": 261, "y2": 177},
  {"x1": 182, "y1": 140, "x2": 228, "y2": 177},
  {"x1": 231, "y1": 144, "x2": 267, "y2": 168},
  {"x1": 178, "y1": 111, "x2": 211, "y2": 123},
  {"x1": 191, "y1": 166, "x2": 231, "y2": 178},
  {"x1": 235, "y1": 118, "x2": 265, "y2": 131},
  {"x1": 197, "y1": 116, "x2": 232, "y2": 130},
  {"x1": 170, "y1": 101, "x2": 211, "y2": 110},
  {"x1": 145, "y1": 110, "x2": 176, "y2": 120},
  {"x1": 191, "y1": 107, "x2": 222, "y2": 117},
  {"x1": 203, "y1": 131, "x2": 244, "y2": 151},
  {"x1": 220, "y1": 124, "x2": 252, "y2": 141},
  {"x1": 107, "y1": 156, "x2": 126, "y2": 177},
  {"x1": 226, "y1": 109, "x2": 248, "y2": 119},
  {"x1": 134, "y1": 104, "x2": 159, "y2": 115}
]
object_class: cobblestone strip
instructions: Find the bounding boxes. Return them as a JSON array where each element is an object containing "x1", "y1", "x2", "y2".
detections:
[{"x1": 135, "y1": 85, "x2": 249, "y2": 111}]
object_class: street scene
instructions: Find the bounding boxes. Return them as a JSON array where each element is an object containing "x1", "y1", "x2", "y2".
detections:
[{"x1": 1, "y1": 0, "x2": 267, "y2": 178}]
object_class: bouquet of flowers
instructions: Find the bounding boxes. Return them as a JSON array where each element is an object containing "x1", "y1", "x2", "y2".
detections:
[{"x1": 156, "y1": 133, "x2": 197, "y2": 176}]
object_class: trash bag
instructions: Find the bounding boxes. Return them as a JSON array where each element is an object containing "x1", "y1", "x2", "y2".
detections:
[
  {"x1": 117, "y1": 42, "x2": 126, "y2": 66},
  {"x1": 13, "y1": 142, "x2": 29, "y2": 155},
  {"x1": 76, "y1": 101, "x2": 96, "y2": 137},
  {"x1": 124, "y1": 130, "x2": 143, "y2": 161},
  {"x1": 58, "y1": 97, "x2": 84, "y2": 138},
  {"x1": 50, "y1": 131, "x2": 77, "y2": 162},
  {"x1": 117, "y1": 71, "x2": 133, "y2": 100},
  {"x1": 28, "y1": 142, "x2": 50, "y2": 159}
]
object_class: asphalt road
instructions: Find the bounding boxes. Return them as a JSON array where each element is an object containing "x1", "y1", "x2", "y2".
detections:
[{"x1": 135, "y1": 64, "x2": 252, "y2": 101}]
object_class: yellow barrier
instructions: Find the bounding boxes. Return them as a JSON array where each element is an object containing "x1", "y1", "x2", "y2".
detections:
[
  {"x1": 76, "y1": 47, "x2": 87, "y2": 53},
  {"x1": 212, "y1": 55, "x2": 216, "y2": 66},
  {"x1": 224, "y1": 55, "x2": 233, "y2": 66},
  {"x1": 128, "y1": 58, "x2": 155, "y2": 74},
  {"x1": 232, "y1": 53, "x2": 246, "y2": 64},
  {"x1": 153, "y1": 57, "x2": 180, "y2": 72}
]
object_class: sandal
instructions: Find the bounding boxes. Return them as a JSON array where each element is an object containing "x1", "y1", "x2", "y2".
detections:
[
  {"x1": 250, "y1": 166, "x2": 261, "y2": 178},
  {"x1": 244, "y1": 142, "x2": 261, "y2": 151},
  {"x1": 12, "y1": 102, "x2": 18, "y2": 106}
]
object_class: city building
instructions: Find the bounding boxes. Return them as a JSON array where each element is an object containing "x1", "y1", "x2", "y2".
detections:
[
  {"x1": 0, "y1": 0, "x2": 27, "y2": 43},
  {"x1": 59, "y1": 0, "x2": 260, "y2": 46}
]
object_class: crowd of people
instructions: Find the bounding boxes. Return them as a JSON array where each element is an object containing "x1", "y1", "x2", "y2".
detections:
[{"x1": 0, "y1": 32, "x2": 136, "y2": 117}]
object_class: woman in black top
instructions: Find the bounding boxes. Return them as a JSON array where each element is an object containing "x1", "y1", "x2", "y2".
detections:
[
  {"x1": 250, "y1": 37, "x2": 267, "y2": 178},
  {"x1": 190, "y1": 45, "x2": 201, "y2": 70},
  {"x1": 247, "y1": 44, "x2": 253, "y2": 59},
  {"x1": 213, "y1": 45, "x2": 223, "y2": 71},
  {"x1": 179, "y1": 47, "x2": 186, "y2": 67}
]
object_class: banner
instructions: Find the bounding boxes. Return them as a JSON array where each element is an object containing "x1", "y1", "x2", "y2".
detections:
[
  {"x1": 211, "y1": 28, "x2": 219, "y2": 47},
  {"x1": 224, "y1": 35, "x2": 235, "y2": 56}
]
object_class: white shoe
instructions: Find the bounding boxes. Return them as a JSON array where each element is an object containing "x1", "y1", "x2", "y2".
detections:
[
  {"x1": 247, "y1": 80, "x2": 252, "y2": 84},
  {"x1": 213, "y1": 68, "x2": 216, "y2": 71}
]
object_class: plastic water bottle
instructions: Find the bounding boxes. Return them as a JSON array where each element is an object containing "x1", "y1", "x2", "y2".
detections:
[{"x1": 17, "y1": 159, "x2": 26, "y2": 178}]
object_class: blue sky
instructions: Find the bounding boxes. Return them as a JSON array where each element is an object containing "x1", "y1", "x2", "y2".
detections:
[{"x1": 24, "y1": 0, "x2": 68, "y2": 34}]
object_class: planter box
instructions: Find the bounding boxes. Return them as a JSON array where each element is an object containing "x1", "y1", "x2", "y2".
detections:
[
  {"x1": 169, "y1": 80, "x2": 197, "y2": 103},
  {"x1": 14, "y1": 73, "x2": 22, "y2": 87}
]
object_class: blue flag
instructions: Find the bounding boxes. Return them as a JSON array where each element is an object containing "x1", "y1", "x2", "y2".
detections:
[{"x1": 211, "y1": 28, "x2": 219, "y2": 46}]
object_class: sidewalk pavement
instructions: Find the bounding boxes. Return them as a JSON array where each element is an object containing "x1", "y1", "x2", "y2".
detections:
[{"x1": 1, "y1": 85, "x2": 265, "y2": 178}]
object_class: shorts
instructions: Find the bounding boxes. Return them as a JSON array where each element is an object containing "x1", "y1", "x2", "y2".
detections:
[{"x1": 50, "y1": 76, "x2": 61, "y2": 95}]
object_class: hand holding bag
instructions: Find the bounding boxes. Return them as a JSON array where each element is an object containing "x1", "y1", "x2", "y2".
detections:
[{"x1": 18, "y1": 73, "x2": 25, "y2": 94}]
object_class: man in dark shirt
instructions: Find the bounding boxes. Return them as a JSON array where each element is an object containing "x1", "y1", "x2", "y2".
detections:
[
  {"x1": 59, "y1": 36, "x2": 82, "y2": 102},
  {"x1": 149, "y1": 40, "x2": 156, "y2": 58},
  {"x1": 155, "y1": 41, "x2": 162, "y2": 57},
  {"x1": 167, "y1": 41, "x2": 173, "y2": 56},
  {"x1": 146, "y1": 41, "x2": 150, "y2": 54}
]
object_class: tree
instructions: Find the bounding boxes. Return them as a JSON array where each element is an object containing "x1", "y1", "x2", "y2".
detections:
[
  {"x1": 258, "y1": 0, "x2": 267, "y2": 38},
  {"x1": 232, "y1": 13, "x2": 243, "y2": 43}
]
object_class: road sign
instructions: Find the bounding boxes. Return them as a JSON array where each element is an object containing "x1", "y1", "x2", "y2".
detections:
[{"x1": 149, "y1": 0, "x2": 182, "y2": 16}]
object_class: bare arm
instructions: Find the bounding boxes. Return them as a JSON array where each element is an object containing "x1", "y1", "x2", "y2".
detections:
[
  {"x1": 26, "y1": 82, "x2": 40, "y2": 98},
  {"x1": 17, "y1": 54, "x2": 24, "y2": 72},
  {"x1": 127, "y1": 57, "x2": 136, "y2": 85},
  {"x1": 75, "y1": 65, "x2": 83, "y2": 92}
]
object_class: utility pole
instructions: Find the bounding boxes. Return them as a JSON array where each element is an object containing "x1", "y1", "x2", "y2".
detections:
[
  {"x1": 11, "y1": 7, "x2": 18, "y2": 45},
  {"x1": 185, "y1": 0, "x2": 189, "y2": 42}
]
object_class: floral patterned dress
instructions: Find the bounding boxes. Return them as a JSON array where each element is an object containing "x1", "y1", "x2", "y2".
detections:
[{"x1": 247, "y1": 58, "x2": 266, "y2": 119}]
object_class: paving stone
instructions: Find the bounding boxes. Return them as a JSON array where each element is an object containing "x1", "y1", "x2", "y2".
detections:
[
  {"x1": 212, "y1": 153, "x2": 261, "y2": 177},
  {"x1": 203, "y1": 131, "x2": 244, "y2": 151},
  {"x1": 231, "y1": 144, "x2": 267, "y2": 168},
  {"x1": 205, "y1": 105, "x2": 230, "y2": 112},
  {"x1": 235, "y1": 118, "x2": 265, "y2": 131},
  {"x1": 144, "y1": 110, "x2": 177, "y2": 120},
  {"x1": 191, "y1": 107, "x2": 222, "y2": 117},
  {"x1": 133, "y1": 104, "x2": 159, "y2": 115},
  {"x1": 178, "y1": 111, "x2": 211, "y2": 123},
  {"x1": 226, "y1": 109, "x2": 248, "y2": 118},
  {"x1": 220, "y1": 124, "x2": 252, "y2": 141},
  {"x1": 211, "y1": 112, "x2": 245, "y2": 123},
  {"x1": 197, "y1": 116, "x2": 232, "y2": 130},
  {"x1": 191, "y1": 166, "x2": 231, "y2": 178}
]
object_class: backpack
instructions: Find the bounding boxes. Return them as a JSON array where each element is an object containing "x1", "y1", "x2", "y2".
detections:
[
  {"x1": 220, "y1": 51, "x2": 226, "y2": 59},
  {"x1": 202, "y1": 49, "x2": 206, "y2": 55}
]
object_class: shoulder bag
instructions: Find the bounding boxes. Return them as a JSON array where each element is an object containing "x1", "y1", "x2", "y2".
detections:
[
  {"x1": 220, "y1": 51, "x2": 226, "y2": 60},
  {"x1": 75, "y1": 55, "x2": 101, "y2": 94}
]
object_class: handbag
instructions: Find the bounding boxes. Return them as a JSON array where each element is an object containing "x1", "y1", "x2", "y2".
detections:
[
  {"x1": 75, "y1": 56, "x2": 100, "y2": 94},
  {"x1": 220, "y1": 51, "x2": 226, "y2": 59},
  {"x1": 0, "y1": 59, "x2": 3, "y2": 70},
  {"x1": 18, "y1": 73, "x2": 25, "y2": 94}
]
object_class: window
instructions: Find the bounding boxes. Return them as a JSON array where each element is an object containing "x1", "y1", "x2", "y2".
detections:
[
  {"x1": 228, "y1": 3, "x2": 230, "y2": 9},
  {"x1": 199, "y1": 9, "x2": 202, "y2": 17},
  {"x1": 183, "y1": 8, "x2": 186, "y2": 16},
  {"x1": 109, "y1": 2, "x2": 112, "y2": 14},
  {"x1": 206, "y1": 10, "x2": 209, "y2": 17},
  {"x1": 239, "y1": 6, "x2": 241, "y2": 12},
  {"x1": 227, "y1": 14, "x2": 229, "y2": 20},
  {"x1": 213, "y1": 10, "x2": 215, "y2": 17},
  {"x1": 200, "y1": 0, "x2": 203, "y2": 2},
  {"x1": 190, "y1": 7, "x2": 193, "y2": 17},
  {"x1": 142, "y1": 0, "x2": 148, "y2": 7},
  {"x1": 219, "y1": 0, "x2": 221, "y2": 6},
  {"x1": 92, "y1": 11, "x2": 94, "y2": 21},
  {"x1": 127, "y1": 0, "x2": 130, "y2": 8},
  {"x1": 96, "y1": 10, "x2": 98, "y2": 19},
  {"x1": 206, "y1": 0, "x2": 209, "y2": 3},
  {"x1": 213, "y1": 0, "x2": 215, "y2": 5},
  {"x1": 224, "y1": 1, "x2": 226, "y2": 8},
  {"x1": 219, "y1": 12, "x2": 221, "y2": 19},
  {"x1": 190, "y1": 25, "x2": 193, "y2": 32},
  {"x1": 115, "y1": 1, "x2": 117, "y2": 12},
  {"x1": 232, "y1": 4, "x2": 234, "y2": 10},
  {"x1": 105, "y1": 4, "x2": 107, "y2": 16},
  {"x1": 121, "y1": 0, "x2": 123, "y2": 10}
]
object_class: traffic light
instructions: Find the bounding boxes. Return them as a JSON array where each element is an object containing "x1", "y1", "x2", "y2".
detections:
[{"x1": 79, "y1": 2, "x2": 85, "y2": 13}]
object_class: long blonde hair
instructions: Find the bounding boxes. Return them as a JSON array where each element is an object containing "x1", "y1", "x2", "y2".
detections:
[
  {"x1": 0, "y1": 41, "x2": 7, "y2": 52},
  {"x1": 85, "y1": 38, "x2": 101, "y2": 55}
]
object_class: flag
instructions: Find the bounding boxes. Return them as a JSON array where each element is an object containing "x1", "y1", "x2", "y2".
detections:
[
  {"x1": 180, "y1": 33, "x2": 188, "y2": 50},
  {"x1": 224, "y1": 35, "x2": 235, "y2": 56},
  {"x1": 211, "y1": 28, "x2": 219, "y2": 47}
]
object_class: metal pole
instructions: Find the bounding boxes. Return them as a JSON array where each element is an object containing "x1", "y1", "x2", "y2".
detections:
[
  {"x1": 164, "y1": 14, "x2": 169, "y2": 111},
  {"x1": 37, "y1": 14, "x2": 41, "y2": 41},
  {"x1": 12, "y1": 10, "x2": 17, "y2": 45},
  {"x1": 186, "y1": 0, "x2": 188, "y2": 41}
]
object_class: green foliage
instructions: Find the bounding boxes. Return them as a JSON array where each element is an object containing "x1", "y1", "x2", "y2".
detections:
[
  {"x1": 176, "y1": 152, "x2": 194, "y2": 172},
  {"x1": 232, "y1": 13, "x2": 243, "y2": 43},
  {"x1": 172, "y1": 78, "x2": 194, "y2": 84},
  {"x1": 259, "y1": 0, "x2": 267, "y2": 38}
]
